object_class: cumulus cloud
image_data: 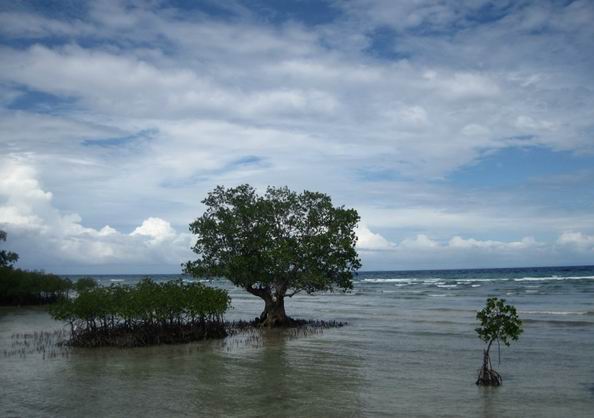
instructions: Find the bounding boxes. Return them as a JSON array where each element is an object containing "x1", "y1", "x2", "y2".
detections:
[
  {"x1": 0, "y1": 158, "x2": 191, "y2": 271},
  {"x1": 400, "y1": 234, "x2": 440, "y2": 249},
  {"x1": 558, "y1": 232, "x2": 594, "y2": 250},
  {"x1": 131, "y1": 217, "x2": 176, "y2": 243},
  {"x1": 356, "y1": 224, "x2": 396, "y2": 251},
  {"x1": 356, "y1": 226, "x2": 542, "y2": 254},
  {"x1": 448, "y1": 236, "x2": 539, "y2": 250}
]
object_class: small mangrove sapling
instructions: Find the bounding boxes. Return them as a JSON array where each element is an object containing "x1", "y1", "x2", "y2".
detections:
[{"x1": 475, "y1": 297, "x2": 523, "y2": 386}]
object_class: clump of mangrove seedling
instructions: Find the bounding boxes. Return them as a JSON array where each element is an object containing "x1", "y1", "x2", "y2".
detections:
[
  {"x1": 475, "y1": 297, "x2": 523, "y2": 386},
  {"x1": 4, "y1": 330, "x2": 71, "y2": 359},
  {"x1": 49, "y1": 278, "x2": 230, "y2": 347}
]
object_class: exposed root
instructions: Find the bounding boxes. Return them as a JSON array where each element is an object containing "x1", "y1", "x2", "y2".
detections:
[
  {"x1": 67, "y1": 322, "x2": 227, "y2": 348},
  {"x1": 476, "y1": 350, "x2": 503, "y2": 386},
  {"x1": 476, "y1": 367, "x2": 502, "y2": 386},
  {"x1": 232, "y1": 318, "x2": 347, "y2": 332}
]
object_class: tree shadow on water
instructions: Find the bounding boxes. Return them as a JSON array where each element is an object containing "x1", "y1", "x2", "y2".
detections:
[
  {"x1": 478, "y1": 387, "x2": 502, "y2": 418},
  {"x1": 200, "y1": 326, "x2": 365, "y2": 417}
]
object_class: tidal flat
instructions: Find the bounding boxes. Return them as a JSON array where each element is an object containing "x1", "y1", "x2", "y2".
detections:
[{"x1": 2, "y1": 267, "x2": 594, "y2": 418}]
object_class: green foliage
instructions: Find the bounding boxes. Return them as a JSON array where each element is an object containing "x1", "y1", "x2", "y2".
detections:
[
  {"x1": 0, "y1": 230, "x2": 19, "y2": 269},
  {"x1": 184, "y1": 185, "x2": 361, "y2": 299},
  {"x1": 49, "y1": 278, "x2": 231, "y2": 333},
  {"x1": 0, "y1": 230, "x2": 71, "y2": 305},
  {"x1": 476, "y1": 297, "x2": 523, "y2": 348},
  {"x1": 0, "y1": 267, "x2": 72, "y2": 305},
  {"x1": 74, "y1": 277, "x2": 98, "y2": 293}
]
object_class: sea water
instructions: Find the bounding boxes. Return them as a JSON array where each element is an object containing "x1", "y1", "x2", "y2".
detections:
[{"x1": 1, "y1": 265, "x2": 593, "y2": 417}]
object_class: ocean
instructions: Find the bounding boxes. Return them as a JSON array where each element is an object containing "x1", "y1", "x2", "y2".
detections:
[{"x1": 1, "y1": 265, "x2": 594, "y2": 417}]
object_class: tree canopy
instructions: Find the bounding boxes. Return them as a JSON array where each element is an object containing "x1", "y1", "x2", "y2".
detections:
[
  {"x1": 476, "y1": 297, "x2": 523, "y2": 347},
  {"x1": 184, "y1": 184, "x2": 361, "y2": 326},
  {"x1": 0, "y1": 230, "x2": 19, "y2": 269}
]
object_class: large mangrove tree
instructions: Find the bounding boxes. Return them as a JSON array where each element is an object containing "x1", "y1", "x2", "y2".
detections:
[{"x1": 185, "y1": 185, "x2": 361, "y2": 327}]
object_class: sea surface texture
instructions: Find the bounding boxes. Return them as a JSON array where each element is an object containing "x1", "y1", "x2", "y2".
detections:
[{"x1": 1, "y1": 266, "x2": 594, "y2": 417}]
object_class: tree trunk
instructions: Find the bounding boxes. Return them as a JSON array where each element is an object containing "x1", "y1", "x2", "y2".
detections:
[
  {"x1": 246, "y1": 285, "x2": 294, "y2": 327},
  {"x1": 258, "y1": 295, "x2": 293, "y2": 327},
  {"x1": 476, "y1": 342, "x2": 502, "y2": 386}
]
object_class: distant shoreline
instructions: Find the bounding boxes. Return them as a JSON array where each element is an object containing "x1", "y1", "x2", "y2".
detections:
[{"x1": 55, "y1": 264, "x2": 594, "y2": 277}]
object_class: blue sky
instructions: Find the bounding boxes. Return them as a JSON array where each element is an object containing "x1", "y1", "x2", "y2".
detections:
[{"x1": 0, "y1": 0, "x2": 593, "y2": 273}]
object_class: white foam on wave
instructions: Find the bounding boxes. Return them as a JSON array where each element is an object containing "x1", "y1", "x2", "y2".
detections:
[
  {"x1": 521, "y1": 310, "x2": 590, "y2": 315},
  {"x1": 362, "y1": 278, "x2": 413, "y2": 283},
  {"x1": 514, "y1": 275, "x2": 594, "y2": 282},
  {"x1": 436, "y1": 284, "x2": 457, "y2": 288},
  {"x1": 109, "y1": 279, "x2": 124, "y2": 282},
  {"x1": 471, "y1": 284, "x2": 481, "y2": 288}
]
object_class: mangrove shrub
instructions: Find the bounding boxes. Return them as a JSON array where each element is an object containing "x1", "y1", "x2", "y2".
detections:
[
  {"x1": 73, "y1": 277, "x2": 98, "y2": 293},
  {"x1": 0, "y1": 229, "x2": 72, "y2": 305},
  {"x1": 50, "y1": 278, "x2": 231, "y2": 347},
  {"x1": 0, "y1": 267, "x2": 72, "y2": 305}
]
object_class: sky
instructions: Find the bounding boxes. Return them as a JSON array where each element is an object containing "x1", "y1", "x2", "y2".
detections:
[{"x1": 0, "y1": 0, "x2": 593, "y2": 274}]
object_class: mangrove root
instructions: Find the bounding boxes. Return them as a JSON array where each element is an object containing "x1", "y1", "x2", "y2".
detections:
[{"x1": 476, "y1": 350, "x2": 503, "y2": 386}]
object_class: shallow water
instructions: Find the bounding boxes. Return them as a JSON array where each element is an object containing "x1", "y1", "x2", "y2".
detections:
[{"x1": 2, "y1": 266, "x2": 594, "y2": 417}]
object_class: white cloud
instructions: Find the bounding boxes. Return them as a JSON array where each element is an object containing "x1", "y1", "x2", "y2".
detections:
[
  {"x1": 1, "y1": 1, "x2": 593, "y2": 271},
  {"x1": 427, "y1": 71, "x2": 501, "y2": 100},
  {"x1": 558, "y1": 232, "x2": 594, "y2": 250},
  {"x1": 131, "y1": 217, "x2": 176, "y2": 243},
  {"x1": 356, "y1": 224, "x2": 396, "y2": 251},
  {"x1": 400, "y1": 234, "x2": 440, "y2": 249},
  {"x1": 0, "y1": 158, "x2": 191, "y2": 271},
  {"x1": 448, "y1": 236, "x2": 539, "y2": 250}
]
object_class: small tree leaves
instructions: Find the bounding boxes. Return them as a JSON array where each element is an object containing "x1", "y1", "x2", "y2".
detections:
[
  {"x1": 0, "y1": 230, "x2": 19, "y2": 269},
  {"x1": 475, "y1": 297, "x2": 523, "y2": 347},
  {"x1": 184, "y1": 185, "x2": 361, "y2": 297}
]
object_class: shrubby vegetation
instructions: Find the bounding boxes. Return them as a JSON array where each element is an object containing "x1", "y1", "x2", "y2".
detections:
[
  {"x1": 475, "y1": 297, "x2": 523, "y2": 386},
  {"x1": 0, "y1": 229, "x2": 72, "y2": 305},
  {"x1": 0, "y1": 267, "x2": 72, "y2": 305},
  {"x1": 0, "y1": 230, "x2": 19, "y2": 268},
  {"x1": 73, "y1": 277, "x2": 98, "y2": 293},
  {"x1": 49, "y1": 278, "x2": 231, "y2": 347}
]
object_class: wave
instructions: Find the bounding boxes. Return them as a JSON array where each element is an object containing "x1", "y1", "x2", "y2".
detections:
[
  {"x1": 361, "y1": 275, "x2": 594, "y2": 284},
  {"x1": 514, "y1": 275, "x2": 594, "y2": 282},
  {"x1": 521, "y1": 310, "x2": 590, "y2": 315},
  {"x1": 522, "y1": 318, "x2": 594, "y2": 327}
]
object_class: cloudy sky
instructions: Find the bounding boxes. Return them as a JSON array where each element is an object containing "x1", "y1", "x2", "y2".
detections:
[{"x1": 1, "y1": 0, "x2": 593, "y2": 274}]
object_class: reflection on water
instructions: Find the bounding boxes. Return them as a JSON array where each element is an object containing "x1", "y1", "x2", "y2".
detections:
[
  {"x1": 2, "y1": 267, "x2": 594, "y2": 417},
  {"x1": 1, "y1": 312, "x2": 364, "y2": 418}
]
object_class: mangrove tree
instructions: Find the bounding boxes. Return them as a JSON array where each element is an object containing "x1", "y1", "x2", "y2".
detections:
[
  {"x1": 475, "y1": 297, "x2": 523, "y2": 386},
  {"x1": 185, "y1": 185, "x2": 361, "y2": 327}
]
